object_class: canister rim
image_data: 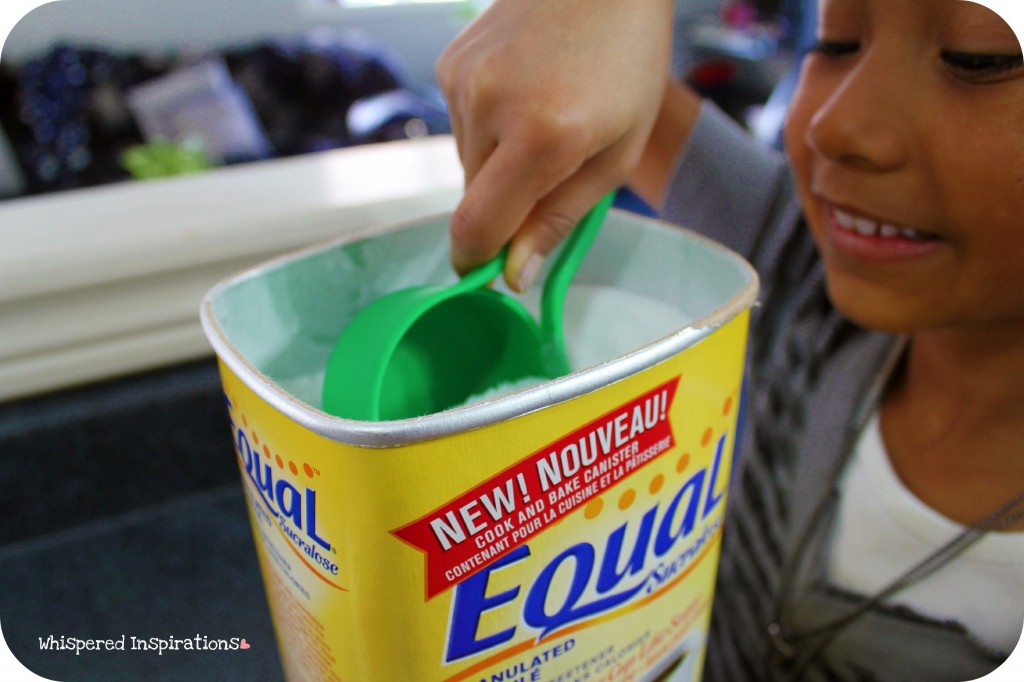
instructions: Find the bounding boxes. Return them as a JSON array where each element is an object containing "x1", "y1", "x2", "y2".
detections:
[{"x1": 199, "y1": 211, "x2": 759, "y2": 448}]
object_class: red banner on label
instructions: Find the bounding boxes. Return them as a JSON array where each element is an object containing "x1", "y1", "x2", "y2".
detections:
[{"x1": 392, "y1": 377, "x2": 681, "y2": 599}]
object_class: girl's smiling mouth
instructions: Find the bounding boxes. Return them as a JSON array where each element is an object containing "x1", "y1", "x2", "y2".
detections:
[
  {"x1": 832, "y1": 206, "x2": 935, "y2": 241},
  {"x1": 823, "y1": 203, "x2": 944, "y2": 262}
]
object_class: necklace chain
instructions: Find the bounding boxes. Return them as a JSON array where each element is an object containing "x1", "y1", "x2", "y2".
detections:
[
  {"x1": 769, "y1": 480, "x2": 1024, "y2": 679},
  {"x1": 766, "y1": 339, "x2": 1024, "y2": 678}
]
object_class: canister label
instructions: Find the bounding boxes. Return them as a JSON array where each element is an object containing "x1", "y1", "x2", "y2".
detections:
[{"x1": 218, "y1": 311, "x2": 748, "y2": 681}]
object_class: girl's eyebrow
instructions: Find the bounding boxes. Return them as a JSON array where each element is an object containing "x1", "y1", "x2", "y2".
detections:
[{"x1": 944, "y1": 6, "x2": 1023, "y2": 52}]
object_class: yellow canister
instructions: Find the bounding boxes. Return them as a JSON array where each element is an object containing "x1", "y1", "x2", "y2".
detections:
[{"x1": 200, "y1": 210, "x2": 758, "y2": 681}]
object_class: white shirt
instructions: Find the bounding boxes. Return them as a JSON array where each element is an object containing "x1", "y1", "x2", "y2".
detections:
[{"x1": 829, "y1": 414, "x2": 1024, "y2": 654}]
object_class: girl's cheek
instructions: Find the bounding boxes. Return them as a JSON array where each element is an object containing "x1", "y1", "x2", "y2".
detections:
[{"x1": 782, "y1": 104, "x2": 814, "y2": 192}]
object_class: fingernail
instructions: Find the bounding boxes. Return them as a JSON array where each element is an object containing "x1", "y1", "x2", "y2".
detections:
[{"x1": 516, "y1": 253, "x2": 543, "y2": 293}]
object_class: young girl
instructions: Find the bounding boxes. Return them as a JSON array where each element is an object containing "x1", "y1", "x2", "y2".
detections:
[{"x1": 436, "y1": 1, "x2": 1024, "y2": 679}]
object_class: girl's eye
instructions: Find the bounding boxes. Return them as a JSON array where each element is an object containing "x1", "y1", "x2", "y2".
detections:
[
  {"x1": 942, "y1": 51, "x2": 1024, "y2": 81},
  {"x1": 808, "y1": 39, "x2": 859, "y2": 58}
]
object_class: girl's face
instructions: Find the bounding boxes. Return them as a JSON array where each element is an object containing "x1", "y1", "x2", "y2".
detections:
[{"x1": 784, "y1": 0, "x2": 1024, "y2": 335}]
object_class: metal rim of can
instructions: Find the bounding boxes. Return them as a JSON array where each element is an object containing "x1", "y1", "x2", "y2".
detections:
[{"x1": 199, "y1": 212, "x2": 760, "y2": 449}]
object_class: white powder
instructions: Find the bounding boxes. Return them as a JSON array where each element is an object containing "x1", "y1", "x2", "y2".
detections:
[
  {"x1": 458, "y1": 376, "x2": 551, "y2": 408},
  {"x1": 559, "y1": 284, "x2": 692, "y2": 370},
  {"x1": 293, "y1": 284, "x2": 693, "y2": 413},
  {"x1": 454, "y1": 285, "x2": 692, "y2": 408}
]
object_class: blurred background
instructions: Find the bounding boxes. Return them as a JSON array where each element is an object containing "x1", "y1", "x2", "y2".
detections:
[
  {"x1": 0, "y1": 0, "x2": 814, "y2": 200},
  {"x1": 0, "y1": 1, "x2": 810, "y2": 680}
]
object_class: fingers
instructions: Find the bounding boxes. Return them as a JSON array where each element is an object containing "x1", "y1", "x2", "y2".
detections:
[
  {"x1": 448, "y1": 120, "x2": 592, "y2": 277},
  {"x1": 451, "y1": 101, "x2": 645, "y2": 291},
  {"x1": 505, "y1": 150, "x2": 635, "y2": 292},
  {"x1": 448, "y1": 113, "x2": 648, "y2": 291},
  {"x1": 436, "y1": 0, "x2": 676, "y2": 289},
  {"x1": 447, "y1": 83, "x2": 635, "y2": 282}
]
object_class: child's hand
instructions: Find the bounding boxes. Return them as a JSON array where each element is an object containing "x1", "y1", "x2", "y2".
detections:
[{"x1": 436, "y1": 0, "x2": 675, "y2": 291}]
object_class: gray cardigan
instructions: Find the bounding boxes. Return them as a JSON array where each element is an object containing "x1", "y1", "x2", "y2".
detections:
[{"x1": 661, "y1": 104, "x2": 1009, "y2": 682}]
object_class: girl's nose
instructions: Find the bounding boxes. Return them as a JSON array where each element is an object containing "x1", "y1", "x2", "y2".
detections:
[{"x1": 804, "y1": 55, "x2": 910, "y2": 172}]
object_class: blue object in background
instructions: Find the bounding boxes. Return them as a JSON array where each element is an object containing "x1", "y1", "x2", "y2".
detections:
[
  {"x1": 612, "y1": 185, "x2": 659, "y2": 219},
  {"x1": 346, "y1": 88, "x2": 450, "y2": 144}
]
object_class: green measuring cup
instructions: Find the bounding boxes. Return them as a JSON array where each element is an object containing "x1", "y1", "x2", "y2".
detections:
[{"x1": 321, "y1": 192, "x2": 615, "y2": 421}]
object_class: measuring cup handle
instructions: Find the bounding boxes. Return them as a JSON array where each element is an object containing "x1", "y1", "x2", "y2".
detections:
[
  {"x1": 453, "y1": 246, "x2": 508, "y2": 294},
  {"x1": 540, "y1": 191, "x2": 616, "y2": 353}
]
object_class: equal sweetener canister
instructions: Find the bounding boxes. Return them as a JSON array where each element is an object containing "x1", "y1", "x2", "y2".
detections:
[{"x1": 200, "y1": 209, "x2": 758, "y2": 682}]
